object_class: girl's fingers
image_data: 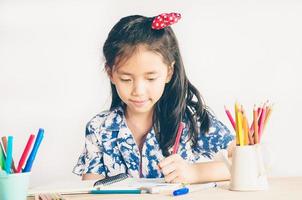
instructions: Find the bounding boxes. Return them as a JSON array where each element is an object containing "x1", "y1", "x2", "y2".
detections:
[
  {"x1": 159, "y1": 154, "x2": 181, "y2": 168},
  {"x1": 161, "y1": 162, "x2": 176, "y2": 176},
  {"x1": 164, "y1": 170, "x2": 179, "y2": 183},
  {"x1": 171, "y1": 176, "x2": 183, "y2": 183}
]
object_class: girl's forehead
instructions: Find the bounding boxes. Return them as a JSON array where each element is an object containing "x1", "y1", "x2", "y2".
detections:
[{"x1": 114, "y1": 46, "x2": 169, "y2": 74}]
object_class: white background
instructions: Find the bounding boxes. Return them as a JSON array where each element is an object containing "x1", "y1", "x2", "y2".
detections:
[{"x1": 0, "y1": 0, "x2": 301, "y2": 186}]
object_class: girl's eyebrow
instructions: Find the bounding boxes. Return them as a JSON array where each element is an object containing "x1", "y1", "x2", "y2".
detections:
[
  {"x1": 117, "y1": 70, "x2": 132, "y2": 75},
  {"x1": 117, "y1": 70, "x2": 158, "y2": 75},
  {"x1": 145, "y1": 71, "x2": 158, "y2": 75}
]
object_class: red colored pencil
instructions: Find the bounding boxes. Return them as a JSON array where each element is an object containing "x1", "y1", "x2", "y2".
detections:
[
  {"x1": 258, "y1": 107, "x2": 267, "y2": 142},
  {"x1": 224, "y1": 106, "x2": 236, "y2": 130},
  {"x1": 249, "y1": 105, "x2": 262, "y2": 134},
  {"x1": 173, "y1": 122, "x2": 185, "y2": 154},
  {"x1": 16, "y1": 134, "x2": 35, "y2": 173},
  {"x1": 253, "y1": 105, "x2": 259, "y2": 144}
]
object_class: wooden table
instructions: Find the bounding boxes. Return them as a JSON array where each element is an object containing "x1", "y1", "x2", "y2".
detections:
[{"x1": 27, "y1": 177, "x2": 302, "y2": 200}]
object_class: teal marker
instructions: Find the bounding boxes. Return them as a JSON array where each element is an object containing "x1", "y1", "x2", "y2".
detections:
[{"x1": 5, "y1": 136, "x2": 13, "y2": 174}]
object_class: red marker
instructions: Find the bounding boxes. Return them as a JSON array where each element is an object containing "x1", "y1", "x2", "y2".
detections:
[{"x1": 16, "y1": 134, "x2": 35, "y2": 173}]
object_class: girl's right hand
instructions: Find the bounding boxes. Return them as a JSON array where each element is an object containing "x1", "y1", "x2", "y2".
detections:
[{"x1": 158, "y1": 154, "x2": 197, "y2": 184}]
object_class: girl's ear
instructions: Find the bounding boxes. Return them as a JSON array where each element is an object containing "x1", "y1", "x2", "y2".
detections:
[{"x1": 165, "y1": 62, "x2": 175, "y2": 83}]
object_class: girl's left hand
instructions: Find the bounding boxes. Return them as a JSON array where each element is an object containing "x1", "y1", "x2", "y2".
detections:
[{"x1": 158, "y1": 154, "x2": 196, "y2": 184}]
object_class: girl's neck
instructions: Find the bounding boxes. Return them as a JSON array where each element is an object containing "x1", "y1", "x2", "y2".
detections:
[
  {"x1": 124, "y1": 107, "x2": 154, "y2": 151},
  {"x1": 125, "y1": 108, "x2": 153, "y2": 128}
]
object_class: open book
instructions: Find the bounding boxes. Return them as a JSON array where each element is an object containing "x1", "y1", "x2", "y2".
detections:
[
  {"x1": 95, "y1": 177, "x2": 183, "y2": 194},
  {"x1": 28, "y1": 173, "x2": 216, "y2": 195},
  {"x1": 28, "y1": 180, "x2": 96, "y2": 195}
]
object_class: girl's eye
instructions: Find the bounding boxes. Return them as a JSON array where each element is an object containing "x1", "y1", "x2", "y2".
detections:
[
  {"x1": 120, "y1": 78, "x2": 131, "y2": 82},
  {"x1": 147, "y1": 77, "x2": 157, "y2": 81}
]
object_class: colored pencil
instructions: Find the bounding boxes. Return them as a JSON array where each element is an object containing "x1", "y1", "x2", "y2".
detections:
[
  {"x1": 234, "y1": 103, "x2": 240, "y2": 145},
  {"x1": 237, "y1": 107, "x2": 244, "y2": 146},
  {"x1": 258, "y1": 106, "x2": 267, "y2": 142},
  {"x1": 247, "y1": 117, "x2": 254, "y2": 145},
  {"x1": 263, "y1": 104, "x2": 273, "y2": 132},
  {"x1": 249, "y1": 105, "x2": 262, "y2": 134},
  {"x1": 225, "y1": 101, "x2": 272, "y2": 145},
  {"x1": 253, "y1": 105, "x2": 259, "y2": 144},
  {"x1": 173, "y1": 122, "x2": 184, "y2": 154},
  {"x1": 242, "y1": 109, "x2": 249, "y2": 145},
  {"x1": 224, "y1": 106, "x2": 236, "y2": 130}
]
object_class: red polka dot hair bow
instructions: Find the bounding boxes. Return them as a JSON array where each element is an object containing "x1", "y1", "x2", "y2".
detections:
[{"x1": 151, "y1": 13, "x2": 181, "y2": 30}]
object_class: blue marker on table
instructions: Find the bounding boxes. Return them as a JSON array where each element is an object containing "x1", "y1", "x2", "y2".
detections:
[
  {"x1": 23, "y1": 128, "x2": 44, "y2": 172},
  {"x1": 173, "y1": 187, "x2": 189, "y2": 196},
  {"x1": 5, "y1": 136, "x2": 13, "y2": 174}
]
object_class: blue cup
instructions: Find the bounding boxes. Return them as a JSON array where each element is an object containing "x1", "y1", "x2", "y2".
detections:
[{"x1": 0, "y1": 171, "x2": 30, "y2": 200}]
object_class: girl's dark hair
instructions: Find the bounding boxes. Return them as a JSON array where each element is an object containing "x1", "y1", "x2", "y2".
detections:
[{"x1": 103, "y1": 15, "x2": 210, "y2": 156}]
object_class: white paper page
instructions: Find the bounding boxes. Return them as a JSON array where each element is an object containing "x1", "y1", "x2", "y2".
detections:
[{"x1": 28, "y1": 180, "x2": 95, "y2": 195}]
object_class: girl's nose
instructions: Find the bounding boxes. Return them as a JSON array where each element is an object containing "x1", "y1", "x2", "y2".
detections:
[{"x1": 131, "y1": 80, "x2": 145, "y2": 96}]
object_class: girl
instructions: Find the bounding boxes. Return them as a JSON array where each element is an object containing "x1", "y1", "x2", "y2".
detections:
[{"x1": 73, "y1": 13, "x2": 235, "y2": 184}]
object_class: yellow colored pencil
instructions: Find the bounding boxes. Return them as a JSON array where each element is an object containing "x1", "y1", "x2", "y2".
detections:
[
  {"x1": 237, "y1": 106, "x2": 244, "y2": 146},
  {"x1": 242, "y1": 110, "x2": 249, "y2": 145},
  {"x1": 235, "y1": 103, "x2": 240, "y2": 145}
]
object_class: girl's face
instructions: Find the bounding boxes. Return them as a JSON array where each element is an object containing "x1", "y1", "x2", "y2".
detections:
[{"x1": 109, "y1": 45, "x2": 174, "y2": 116}]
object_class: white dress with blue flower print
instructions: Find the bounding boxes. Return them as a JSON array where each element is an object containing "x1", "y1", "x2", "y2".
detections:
[{"x1": 73, "y1": 106, "x2": 234, "y2": 178}]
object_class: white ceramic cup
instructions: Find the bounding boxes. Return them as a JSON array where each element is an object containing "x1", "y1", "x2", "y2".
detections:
[{"x1": 229, "y1": 144, "x2": 268, "y2": 191}]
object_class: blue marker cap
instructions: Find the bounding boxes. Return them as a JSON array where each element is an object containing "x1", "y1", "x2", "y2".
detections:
[
  {"x1": 173, "y1": 187, "x2": 189, "y2": 196},
  {"x1": 23, "y1": 128, "x2": 44, "y2": 172}
]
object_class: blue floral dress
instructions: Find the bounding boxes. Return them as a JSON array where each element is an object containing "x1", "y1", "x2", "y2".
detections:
[{"x1": 73, "y1": 106, "x2": 234, "y2": 178}]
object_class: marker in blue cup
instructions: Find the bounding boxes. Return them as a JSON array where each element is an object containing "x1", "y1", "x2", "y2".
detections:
[
  {"x1": 173, "y1": 187, "x2": 189, "y2": 196},
  {"x1": 23, "y1": 128, "x2": 44, "y2": 172},
  {"x1": 5, "y1": 136, "x2": 13, "y2": 174}
]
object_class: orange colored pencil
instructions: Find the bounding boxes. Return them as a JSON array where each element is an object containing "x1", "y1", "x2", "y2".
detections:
[{"x1": 263, "y1": 104, "x2": 273, "y2": 132}]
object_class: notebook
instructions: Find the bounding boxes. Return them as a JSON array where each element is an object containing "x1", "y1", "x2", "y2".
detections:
[
  {"x1": 28, "y1": 173, "x2": 216, "y2": 195},
  {"x1": 28, "y1": 180, "x2": 96, "y2": 196},
  {"x1": 95, "y1": 175, "x2": 183, "y2": 193}
]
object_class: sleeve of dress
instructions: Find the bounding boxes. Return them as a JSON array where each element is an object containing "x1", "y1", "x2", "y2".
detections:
[
  {"x1": 72, "y1": 121, "x2": 107, "y2": 177},
  {"x1": 196, "y1": 113, "x2": 235, "y2": 159}
]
